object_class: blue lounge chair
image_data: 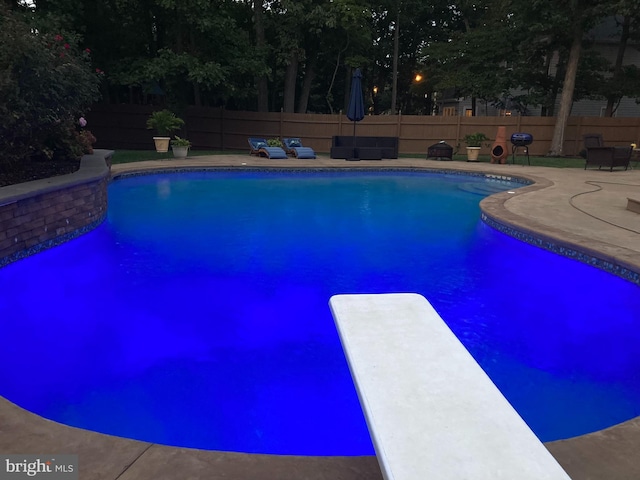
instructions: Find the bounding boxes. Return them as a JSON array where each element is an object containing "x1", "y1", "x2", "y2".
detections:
[
  {"x1": 248, "y1": 137, "x2": 288, "y2": 159},
  {"x1": 283, "y1": 138, "x2": 317, "y2": 159}
]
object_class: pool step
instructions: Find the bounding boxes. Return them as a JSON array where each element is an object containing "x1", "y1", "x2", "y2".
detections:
[{"x1": 458, "y1": 182, "x2": 510, "y2": 196}]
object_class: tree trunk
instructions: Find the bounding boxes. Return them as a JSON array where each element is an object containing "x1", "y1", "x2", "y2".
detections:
[
  {"x1": 326, "y1": 35, "x2": 349, "y2": 114},
  {"x1": 390, "y1": 3, "x2": 400, "y2": 114},
  {"x1": 282, "y1": 51, "x2": 298, "y2": 113},
  {"x1": 605, "y1": 15, "x2": 630, "y2": 117},
  {"x1": 297, "y1": 59, "x2": 315, "y2": 113},
  {"x1": 548, "y1": 24, "x2": 582, "y2": 156},
  {"x1": 343, "y1": 68, "x2": 351, "y2": 112},
  {"x1": 540, "y1": 54, "x2": 554, "y2": 116},
  {"x1": 254, "y1": 0, "x2": 268, "y2": 112},
  {"x1": 546, "y1": 52, "x2": 568, "y2": 117}
]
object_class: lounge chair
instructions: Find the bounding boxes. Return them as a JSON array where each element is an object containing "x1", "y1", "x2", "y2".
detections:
[
  {"x1": 283, "y1": 138, "x2": 316, "y2": 159},
  {"x1": 247, "y1": 137, "x2": 288, "y2": 159},
  {"x1": 583, "y1": 134, "x2": 632, "y2": 171}
]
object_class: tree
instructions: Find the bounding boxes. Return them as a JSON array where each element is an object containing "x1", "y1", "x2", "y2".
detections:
[
  {"x1": 524, "y1": 0, "x2": 609, "y2": 155},
  {"x1": 254, "y1": 0, "x2": 269, "y2": 111},
  {"x1": 18, "y1": 0, "x2": 636, "y2": 121},
  {"x1": 303, "y1": 0, "x2": 372, "y2": 114},
  {"x1": 602, "y1": 8, "x2": 640, "y2": 115},
  {"x1": 421, "y1": 1, "x2": 518, "y2": 116},
  {"x1": 0, "y1": 5, "x2": 101, "y2": 165}
]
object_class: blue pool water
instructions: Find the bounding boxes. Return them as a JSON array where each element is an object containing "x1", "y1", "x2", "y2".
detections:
[{"x1": 1, "y1": 170, "x2": 639, "y2": 455}]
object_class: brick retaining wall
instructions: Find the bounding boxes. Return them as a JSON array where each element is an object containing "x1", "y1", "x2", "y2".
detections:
[{"x1": 0, "y1": 150, "x2": 112, "y2": 268}]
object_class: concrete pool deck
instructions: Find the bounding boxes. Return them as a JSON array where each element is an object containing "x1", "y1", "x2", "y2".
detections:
[{"x1": 1, "y1": 154, "x2": 639, "y2": 479}]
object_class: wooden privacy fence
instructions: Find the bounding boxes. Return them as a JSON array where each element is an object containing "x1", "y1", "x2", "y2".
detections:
[{"x1": 87, "y1": 104, "x2": 640, "y2": 157}]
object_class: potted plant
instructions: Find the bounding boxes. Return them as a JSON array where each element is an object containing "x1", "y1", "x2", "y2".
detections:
[
  {"x1": 462, "y1": 133, "x2": 490, "y2": 162},
  {"x1": 171, "y1": 136, "x2": 191, "y2": 159},
  {"x1": 146, "y1": 110, "x2": 185, "y2": 153},
  {"x1": 267, "y1": 138, "x2": 284, "y2": 148}
]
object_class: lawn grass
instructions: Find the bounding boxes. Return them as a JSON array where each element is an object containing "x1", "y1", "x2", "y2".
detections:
[
  {"x1": 111, "y1": 149, "x2": 243, "y2": 164},
  {"x1": 398, "y1": 153, "x2": 584, "y2": 168},
  {"x1": 450, "y1": 154, "x2": 585, "y2": 168},
  {"x1": 112, "y1": 149, "x2": 585, "y2": 168}
]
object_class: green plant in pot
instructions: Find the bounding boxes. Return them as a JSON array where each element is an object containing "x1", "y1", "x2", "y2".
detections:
[
  {"x1": 267, "y1": 138, "x2": 283, "y2": 148},
  {"x1": 171, "y1": 136, "x2": 191, "y2": 159},
  {"x1": 146, "y1": 110, "x2": 185, "y2": 153},
  {"x1": 462, "y1": 132, "x2": 490, "y2": 162}
]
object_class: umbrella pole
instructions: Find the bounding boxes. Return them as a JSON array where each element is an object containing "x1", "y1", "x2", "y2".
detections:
[{"x1": 352, "y1": 120, "x2": 357, "y2": 160}]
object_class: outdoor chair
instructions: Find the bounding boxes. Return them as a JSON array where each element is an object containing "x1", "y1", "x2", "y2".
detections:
[
  {"x1": 583, "y1": 133, "x2": 604, "y2": 149},
  {"x1": 247, "y1": 138, "x2": 288, "y2": 159},
  {"x1": 582, "y1": 134, "x2": 632, "y2": 171},
  {"x1": 283, "y1": 138, "x2": 316, "y2": 159}
]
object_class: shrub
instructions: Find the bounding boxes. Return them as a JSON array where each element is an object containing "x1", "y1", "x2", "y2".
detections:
[{"x1": 0, "y1": 6, "x2": 102, "y2": 166}]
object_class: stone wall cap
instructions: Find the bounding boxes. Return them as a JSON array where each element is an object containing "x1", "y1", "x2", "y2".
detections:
[{"x1": 0, "y1": 150, "x2": 112, "y2": 207}]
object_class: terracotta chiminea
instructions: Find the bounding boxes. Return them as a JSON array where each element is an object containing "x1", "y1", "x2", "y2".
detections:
[{"x1": 491, "y1": 126, "x2": 509, "y2": 164}]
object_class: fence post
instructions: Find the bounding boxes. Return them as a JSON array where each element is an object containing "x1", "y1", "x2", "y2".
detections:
[
  {"x1": 280, "y1": 108, "x2": 284, "y2": 140},
  {"x1": 220, "y1": 108, "x2": 224, "y2": 150},
  {"x1": 574, "y1": 116, "x2": 583, "y2": 156}
]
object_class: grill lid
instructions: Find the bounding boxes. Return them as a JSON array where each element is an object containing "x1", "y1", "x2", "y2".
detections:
[
  {"x1": 427, "y1": 141, "x2": 453, "y2": 160},
  {"x1": 510, "y1": 133, "x2": 533, "y2": 146}
]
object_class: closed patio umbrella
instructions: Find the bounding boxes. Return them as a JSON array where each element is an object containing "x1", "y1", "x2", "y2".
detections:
[{"x1": 346, "y1": 68, "x2": 365, "y2": 160}]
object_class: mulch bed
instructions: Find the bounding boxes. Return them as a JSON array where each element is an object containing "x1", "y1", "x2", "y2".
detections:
[{"x1": 0, "y1": 158, "x2": 81, "y2": 188}]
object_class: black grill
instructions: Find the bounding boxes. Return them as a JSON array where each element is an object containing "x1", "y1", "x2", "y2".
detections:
[
  {"x1": 510, "y1": 133, "x2": 533, "y2": 165},
  {"x1": 427, "y1": 141, "x2": 453, "y2": 160}
]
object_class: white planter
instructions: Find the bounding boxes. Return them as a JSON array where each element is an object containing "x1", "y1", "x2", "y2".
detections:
[{"x1": 172, "y1": 145, "x2": 189, "y2": 159}]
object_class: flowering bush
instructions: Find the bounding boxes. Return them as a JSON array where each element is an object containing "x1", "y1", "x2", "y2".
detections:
[
  {"x1": 79, "y1": 131, "x2": 97, "y2": 154},
  {"x1": 0, "y1": 6, "x2": 102, "y2": 166}
]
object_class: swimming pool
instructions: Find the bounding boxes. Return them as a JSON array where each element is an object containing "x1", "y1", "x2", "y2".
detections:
[{"x1": 0, "y1": 170, "x2": 639, "y2": 455}]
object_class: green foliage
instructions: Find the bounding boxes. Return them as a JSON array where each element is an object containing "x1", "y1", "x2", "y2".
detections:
[
  {"x1": 146, "y1": 110, "x2": 184, "y2": 136},
  {"x1": 267, "y1": 138, "x2": 284, "y2": 148},
  {"x1": 0, "y1": 5, "x2": 101, "y2": 165},
  {"x1": 19, "y1": 0, "x2": 639, "y2": 118},
  {"x1": 171, "y1": 136, "x2": 191, "y2": 147},
  {"x1": 462, "y1": 133, "x2": 490, "y2": 147},
  {"x1": 421, "y1": 1, "x2": 520, "y2": 108}
]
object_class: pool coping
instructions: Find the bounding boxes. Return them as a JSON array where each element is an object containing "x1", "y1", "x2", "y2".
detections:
[{"x1": 2, "y1": 155, "x2": 640, "y2": 480}]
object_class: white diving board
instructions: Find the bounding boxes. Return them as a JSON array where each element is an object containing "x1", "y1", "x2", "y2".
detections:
[{"x1": 329, "y1": 293, "x2": 571, "y2": 480}]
